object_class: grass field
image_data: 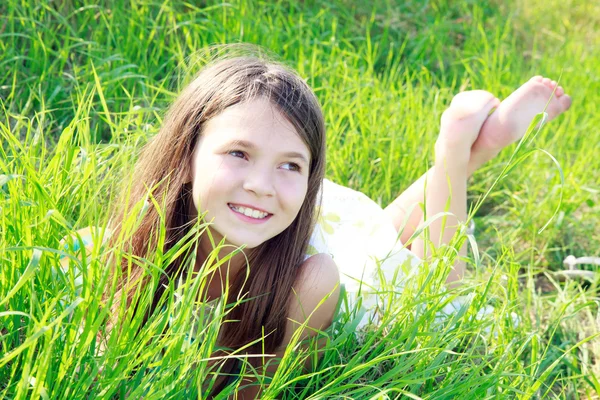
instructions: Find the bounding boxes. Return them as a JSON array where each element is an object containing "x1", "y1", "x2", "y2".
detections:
[{"x1": 1, "y1": 0, "x2": 599, "y2": 398}]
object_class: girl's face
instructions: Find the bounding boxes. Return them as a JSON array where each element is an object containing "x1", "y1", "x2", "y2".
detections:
[{"x1": 190, "y1": 97, "x2": 311, "y2": 249}]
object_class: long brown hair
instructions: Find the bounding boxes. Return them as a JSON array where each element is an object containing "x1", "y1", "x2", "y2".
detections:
[{"x1": 107, "y1": 51, "x2": 326, "y2": 356}]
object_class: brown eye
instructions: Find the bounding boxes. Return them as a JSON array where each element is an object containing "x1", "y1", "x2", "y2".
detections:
[{"x1": 281, "y1": 162, "x2": 301, "y2": 172}]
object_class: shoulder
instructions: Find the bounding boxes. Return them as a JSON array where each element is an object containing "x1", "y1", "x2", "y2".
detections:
[
  {"x1": 279, "y1": 253, "x2": 340, "y2": 349},
  {"x1": 295, "y1": 253, "x2": 340, "y2": 301},
  {"x1": 60, "y1": 226, "x2": 112, "y2": 249},
  {"x1": 60, "y1": 226, "x2": 112, "y2": 267}
]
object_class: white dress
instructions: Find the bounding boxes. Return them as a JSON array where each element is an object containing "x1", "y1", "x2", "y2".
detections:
[{"x1": 307, "y1": 179, "x2": 421, "y2": 326}]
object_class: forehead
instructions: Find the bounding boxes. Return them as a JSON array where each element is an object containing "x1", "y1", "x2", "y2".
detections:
[{"x1": 200, "y1": 98, "x2": 309, "y2": 154}]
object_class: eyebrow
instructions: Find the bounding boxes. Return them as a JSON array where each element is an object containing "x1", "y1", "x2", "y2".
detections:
[{"x1": 228, "y1": 139, "x2": 310, "y2": 164}]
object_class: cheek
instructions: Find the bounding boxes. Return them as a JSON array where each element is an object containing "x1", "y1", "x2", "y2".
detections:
[
  {"x1": 279, "y1": 178, "x2": 308, "y2": 214},
  {"x1": 191, "y1": 156, "x2": 235, "y2": 212},
  {"x1": 191, "y1": 182, "x2": 207, "y2": 215}
]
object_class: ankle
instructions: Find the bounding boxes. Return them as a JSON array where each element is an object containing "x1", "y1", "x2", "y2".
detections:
[{"x1": 468, "y1": 148, "x2": 500, "y2": 175}]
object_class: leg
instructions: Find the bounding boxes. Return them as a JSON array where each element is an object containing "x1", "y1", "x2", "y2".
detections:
[
  {"x1": 411, "y1": 90, "x2": 500, "y2": 283},
  {"x1": 386, "y1": 76, "x2": 572, "y2": 245}
]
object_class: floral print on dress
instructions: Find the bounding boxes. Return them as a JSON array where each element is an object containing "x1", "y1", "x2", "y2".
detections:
[{"x1": 308, "y1": 179, "x2": 421, "y2": 327}]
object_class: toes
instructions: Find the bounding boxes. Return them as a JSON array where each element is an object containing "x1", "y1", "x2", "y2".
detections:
[
  {"x1": 559, "y1": 94, "x2": 572, "y2": 111},
  {"x1": 450, "y1": 90, "x2": 496, "y2": 109},
  {"x1": 542, "y1": 77, "x2": 552, "y2": 86},
  {"x1": 551, "y1": 80, "x2": 558, "y2": 88},
  {"x1": 531, "y1": 76, "x2": 544, "y2": 82},
  {"x1": 444, "y1": 91, "x2": 498, "y2": 122},
  {"x1": 547, "y1": 94, "x2": 572, "y2": 120},
  {"x1": 556, "y1": 86, "x2": 565, "y2": 96}
]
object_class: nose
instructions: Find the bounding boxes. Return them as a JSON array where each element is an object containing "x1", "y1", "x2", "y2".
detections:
[{"x1": 242, "y1": 165, "x2": 275, "y2": 197}]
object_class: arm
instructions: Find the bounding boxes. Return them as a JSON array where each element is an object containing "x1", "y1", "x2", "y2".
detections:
[{"x1": 236, "y1": 253, "x2": 340, "y2": 399}]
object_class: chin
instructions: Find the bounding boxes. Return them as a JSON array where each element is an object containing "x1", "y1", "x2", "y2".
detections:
[{"x1": 225, "y1": 235, "x2": 269, "y2": 250}]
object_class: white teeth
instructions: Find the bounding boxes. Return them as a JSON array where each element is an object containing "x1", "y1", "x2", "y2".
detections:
[{"x1": 230, "y1": 204, "x2": 269, "y2": 219}]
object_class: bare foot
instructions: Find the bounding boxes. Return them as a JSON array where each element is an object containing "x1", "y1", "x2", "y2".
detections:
[
  {"x1": 438, "y1": 90, "x2": 501, "y2": 153},
  {"x1": 469, "y1": 76, "x2": 572, "y2": 171}
]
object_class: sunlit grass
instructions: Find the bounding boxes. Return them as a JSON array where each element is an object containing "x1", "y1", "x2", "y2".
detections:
[{"x1": 1, "y1": 0, "x2": 599, "y2": 398}]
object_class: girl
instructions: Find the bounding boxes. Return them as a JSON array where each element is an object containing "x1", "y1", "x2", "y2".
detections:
[{"x1": 62, "y1": 53, "x2": 571, "y2": 397}]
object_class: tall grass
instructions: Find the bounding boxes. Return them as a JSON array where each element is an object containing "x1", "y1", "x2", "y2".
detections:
[{"x1": 1, "y1": 0, "x2": 598, "y2": 398}]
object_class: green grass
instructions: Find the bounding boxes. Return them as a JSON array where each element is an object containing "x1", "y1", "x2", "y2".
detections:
[{"x1": 1, "y1": 0, "x2": 599, "y2": 398}]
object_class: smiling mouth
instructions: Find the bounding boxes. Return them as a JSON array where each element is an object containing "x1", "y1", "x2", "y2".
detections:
[{"x1": 228, "y1": 204, "x2": 271, "y2": 219}]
